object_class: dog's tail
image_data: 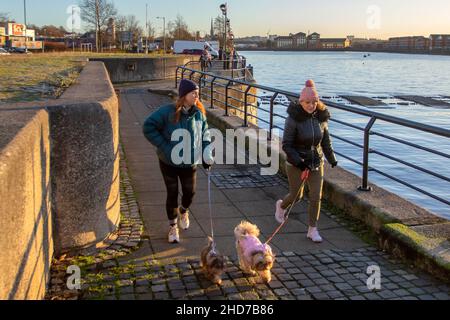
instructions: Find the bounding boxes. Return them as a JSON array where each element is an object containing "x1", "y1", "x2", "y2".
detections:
[{"x1": 234, "y1": 221, "x2": 260, "y2": 238}]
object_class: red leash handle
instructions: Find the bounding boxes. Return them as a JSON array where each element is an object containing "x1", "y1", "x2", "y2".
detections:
[{"x1": 301, "y1": 169, "x2": 310, "y2": 182}]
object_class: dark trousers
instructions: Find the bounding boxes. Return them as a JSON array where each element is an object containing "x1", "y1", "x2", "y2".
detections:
[{"x1": 159, "y1": 160, "x2": 197, "y2": 221}]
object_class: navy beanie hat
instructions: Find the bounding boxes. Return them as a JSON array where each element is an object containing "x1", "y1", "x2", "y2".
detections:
[{"x1": 179, "y1": 79, "x2": 199, "y2": 98}]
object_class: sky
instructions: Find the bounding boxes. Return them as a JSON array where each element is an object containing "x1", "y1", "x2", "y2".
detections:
[{"x1": 1, "y1": 0, "x2": 450, "y2": 39}]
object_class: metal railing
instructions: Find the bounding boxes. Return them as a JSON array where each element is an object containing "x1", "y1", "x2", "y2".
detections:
[
  {"x1": 175, "y1": 66, "x2": 450, "y2": 208},
  {"x1": 183, "y1": 58, "x2": 249, "y2": 81}
]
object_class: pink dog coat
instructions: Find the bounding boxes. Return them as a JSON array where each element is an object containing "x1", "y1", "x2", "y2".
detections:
[{"x1": 240, "y1": 235, "x2": 272, "y2": 261}]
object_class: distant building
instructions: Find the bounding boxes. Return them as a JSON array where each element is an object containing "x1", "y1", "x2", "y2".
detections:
[
  {"x1": 291, "y1": 32, "x2": 307, "y2": 47},
  {"x1": 275, "y1": 32, "x2": 306, "y2": 48},
  {"x1": 275, "y1": 35, "x2": 294, "y2": 48},
  {"x1": 388, "y1": 36, "x2": 429, "y2": 51},
  {"x1": 235, "y1": 36, "x2": 267, "y2": 43},
  {"x1": 429, "y1": 34, "x2": 450, "y2": 51},
  {"x1": 306, "y1": 32, "x2": 320, "y2": 49},
  {"x1": 235, "y1": 43, "x2": 258, "y2": 49},
  {"x1": 320, "y1": 38, "x2": 350, "y2": 49},
  {"x1": 1, "y1": 23, "x2": 43, "y2": 49},
  {"x1": 350, "y1": 38, "x2": 388, "y2": 50},
  {"x1": 0, "y1": 26, "x2": 6, "y2": 47}
]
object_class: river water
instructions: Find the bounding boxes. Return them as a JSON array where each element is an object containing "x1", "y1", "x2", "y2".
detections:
[{"x1": 240, "y1": 51, "x2": 450, "y2": 220}]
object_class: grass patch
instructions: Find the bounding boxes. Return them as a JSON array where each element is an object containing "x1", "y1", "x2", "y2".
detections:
[
  {"x1": 0, "y1": 51, "x2": 181, "y2": 105},
  {"x1": 0, "y1": 54, "x2": 85, "y2": 104}
]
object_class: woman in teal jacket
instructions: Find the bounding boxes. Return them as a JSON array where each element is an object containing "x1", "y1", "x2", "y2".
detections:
[{"x1": 143, "y1": 79, "x2": 213, "y2": 243}]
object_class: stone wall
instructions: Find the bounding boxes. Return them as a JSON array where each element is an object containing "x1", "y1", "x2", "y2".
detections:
[
  {"x1": 0, "y1": 61, "x2": 120, "y2": 299},
  {"x1": 0, "y1": 110, "x2": 52, "y2": 300},
  {"x1": 90, "y1": 56, "x2": 197, "y2": 83}
]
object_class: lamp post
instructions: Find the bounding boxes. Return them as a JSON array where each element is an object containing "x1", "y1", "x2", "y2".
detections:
[
  {"x1": 24, "y1": 0, "x2": 28, "y2": 53},
  {"x1": 220, "y1": 3, "x2": 227, "y2": 60},
  {"x1": 145, "y1": 4, "x2": 149, "y2": 54},
  {"x1": 156, "y1": 16, "x2": 166, "y2": 53},
  {"x1": 72, "y1": 5, "x2": 75, "y2": 52}
]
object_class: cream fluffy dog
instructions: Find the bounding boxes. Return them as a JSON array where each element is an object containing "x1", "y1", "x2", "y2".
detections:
[{"x1": 234, "y1": 221, "x2": 275, "y2": 283}]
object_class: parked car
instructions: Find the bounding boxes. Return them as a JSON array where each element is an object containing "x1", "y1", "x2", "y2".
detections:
[
  {"x1": 0, "y1": 48, "x2": 11, "y2": 55},
  {"x1": 9, "y1": 47, "x2": 33, "y2": 54}
]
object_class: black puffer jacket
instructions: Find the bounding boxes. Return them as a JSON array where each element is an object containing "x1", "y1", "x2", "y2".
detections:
[{"x1": 283, "y1": 102, "x2": 337, "y2": 169}]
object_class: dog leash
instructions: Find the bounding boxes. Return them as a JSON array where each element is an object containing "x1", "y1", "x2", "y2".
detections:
[
  {"x1": 265, "y1": 169, "x2": 311, "y2": 245},
  {"x1": 207, "y1": 168, "x2": 217, "y2": 254}
]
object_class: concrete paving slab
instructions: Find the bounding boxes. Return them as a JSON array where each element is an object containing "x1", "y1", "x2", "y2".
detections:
[
  {"x1": 222, "y1": 188, "x2": 271, "y2": 202},
  {"x1": 270, "y1": 233, "x2": 336, "y2": 253},
  {"x1": 190, "y1": 202, "x2": 245, "y2": 219},
  {"x1": 146, "y1": 218, "x2": 206, "y2": 241},
  {"x1": 235, "y1": 200, "x2": 282, "y2": 217}
]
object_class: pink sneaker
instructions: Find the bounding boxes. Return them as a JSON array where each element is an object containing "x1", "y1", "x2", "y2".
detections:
[
  {"x1": 275, "y1": 200, "x2": 286, "y2": 224},
  {"x1": 307, "y1": 227, "x2": 323, "y2": 243}
]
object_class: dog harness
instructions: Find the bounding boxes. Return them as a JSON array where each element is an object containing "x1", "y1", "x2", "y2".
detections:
[{"x1": 241, "y1": 235, "x2": 272, "y2": 261}]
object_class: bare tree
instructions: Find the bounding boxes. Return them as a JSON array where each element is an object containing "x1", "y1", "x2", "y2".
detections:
[
  {"x1": 32, "y1": 24, "x2": 67, "y2": 37},
  {"x1": 146, "y1": 22, "x2": 155, "y2": 41},
  {"x1": 168, "y1": 15, "x2": 193, "y2": 41},
  {"x1": 115, "y1": 15, "x2": 126, "y2": 49},
  {"x1": 125, "y1": 15, "x2": 143, "y2": 45},
  {"x1": 0, "y1": 12, "x2": 10, "y2": 23},
  {"x1": 214, "y1": 15, "x2": 225, "y2": 47},
  {"x1": 79, "y1": 0, "x2": 117, "y2": 52}
]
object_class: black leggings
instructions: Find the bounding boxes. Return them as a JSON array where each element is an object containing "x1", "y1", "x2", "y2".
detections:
[{"x1": 159, "y1": 160, "x2": 197, "y2": 221}]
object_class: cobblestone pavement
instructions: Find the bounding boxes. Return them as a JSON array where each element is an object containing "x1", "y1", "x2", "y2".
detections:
[{"x1": 45, "y1": 86, "x2": 450, "y2": 300}]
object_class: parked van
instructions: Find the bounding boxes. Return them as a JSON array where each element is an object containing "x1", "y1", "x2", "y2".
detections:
[{"x1": 173, "y1": 40, "x2": 219, "y2": 58}]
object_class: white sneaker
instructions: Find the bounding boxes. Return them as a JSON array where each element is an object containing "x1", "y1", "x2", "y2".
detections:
[
  {"x1": 275, "y1": 200, "x2": 286, "y2": 224},
  {"x1": 178, "y1": 209, "x2": 190, "y2": 230},
  {"x1": 307, "y1": 227, "x2": 323, "y2": 243},
  {"x1": 168, "y1": 225, "x2": 180, "y2": 244}
]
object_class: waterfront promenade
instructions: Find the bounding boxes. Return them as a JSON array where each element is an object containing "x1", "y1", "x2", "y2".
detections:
[{"x1": 46, "y1": 81, "x2": 450, "y2": 300}]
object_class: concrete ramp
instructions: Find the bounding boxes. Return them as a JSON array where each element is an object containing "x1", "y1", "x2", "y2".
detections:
[
  {"x1": 340, "y1": 95, "x2": 388, "y2": 107},
  {"x1": 395, "y1": 95, "x2": 450, "y2": 108}
]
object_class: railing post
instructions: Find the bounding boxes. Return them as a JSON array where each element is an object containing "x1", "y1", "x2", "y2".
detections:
[
  {"x1": 189, "y1": 71, "x2": 195, "y2": 80},
  {"x1": 181, "y1": 69, "x2": 187, "y2": 82},
  {"x1": 225, "y1": 80, "x2": 232, "y2": 116},
  {"x1": 175, "y1": 66, "x2": 180, "y2": 88},
  {"x1": 269, "y1": 93, "x2": 279, "y2": 141},
  {"x1": 198, "y1": 74, "x2": 205, "y2": 98},
  {"x1": 244, "y1": 86, "x2": 252, "y2": 127},
  {"x1": 210, "y1": 77, "x2": 217, "y2": 109},
  {"x1": 359, "y1": 117, "x2": 377, "y2": 191}
]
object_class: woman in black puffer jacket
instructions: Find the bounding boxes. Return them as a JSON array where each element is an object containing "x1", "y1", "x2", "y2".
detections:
[{"x1": 275, "y1": 80, "x2": 338, "y2": 243}]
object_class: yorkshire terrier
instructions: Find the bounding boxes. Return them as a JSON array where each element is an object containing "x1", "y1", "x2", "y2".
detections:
[
  {"x1": 234, "y1": 221, "x2": 275, "y2": 283},
  {"x1": 200, "y1": 236, "x2": 225, "y2": 285}
]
